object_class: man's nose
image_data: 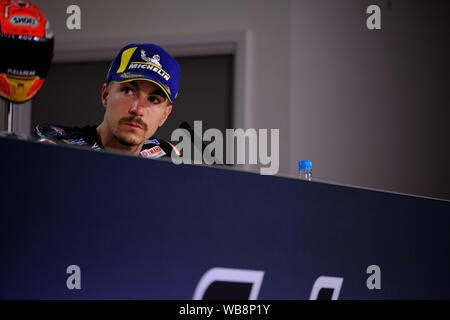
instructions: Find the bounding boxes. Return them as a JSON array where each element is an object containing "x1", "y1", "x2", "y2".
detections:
[{"x1": 129, "y1": 95, "x2": 146, "y2": 116}]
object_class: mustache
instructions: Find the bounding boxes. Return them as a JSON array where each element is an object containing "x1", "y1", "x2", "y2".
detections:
[{"x1": 119, "y1": 117, "x2": 147, "y2": 130}]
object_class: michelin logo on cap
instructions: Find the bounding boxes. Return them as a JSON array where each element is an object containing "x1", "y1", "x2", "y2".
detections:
[
  {"x1": 141, "y1": 50, "x2": 161, "y2": 67},
  {"x1": 128, "y1": 57, "x2": 171, "y2": 81}
]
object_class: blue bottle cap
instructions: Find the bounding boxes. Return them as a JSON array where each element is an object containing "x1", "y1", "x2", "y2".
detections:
[{"x1": 298, "y1": 160, "x2": 312, "y2": 170}]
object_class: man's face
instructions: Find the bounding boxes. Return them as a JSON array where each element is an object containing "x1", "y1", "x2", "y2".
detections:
[{"x1": 101, "y1": 80, "x2": 172, "y2": 147}]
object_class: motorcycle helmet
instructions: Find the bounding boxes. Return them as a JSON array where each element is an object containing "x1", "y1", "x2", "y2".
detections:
[{"x1": 0, "y1": 0, "x2": 54, "y2": 103}]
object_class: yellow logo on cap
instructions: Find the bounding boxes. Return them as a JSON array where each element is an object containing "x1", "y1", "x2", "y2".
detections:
[
  {"x1": 120, "y1": 72, "x2": 144, "y2": 78},
  {"x1": 116, "y1": 47, "x2": 138, "y2": 74}
]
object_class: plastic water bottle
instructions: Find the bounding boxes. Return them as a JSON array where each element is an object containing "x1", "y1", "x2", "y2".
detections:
[{"x1": 298, "y1": 160, "x2": 312, "y2": 181}]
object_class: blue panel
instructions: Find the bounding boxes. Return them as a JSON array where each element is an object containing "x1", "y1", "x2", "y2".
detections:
[{"x1": 0, "y1": 137, "x2": 449, "y2": 299}]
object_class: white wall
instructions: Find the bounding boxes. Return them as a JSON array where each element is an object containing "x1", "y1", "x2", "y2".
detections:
[{"x1": 290, "y1": 0, "x2": 450, "y2": 199}]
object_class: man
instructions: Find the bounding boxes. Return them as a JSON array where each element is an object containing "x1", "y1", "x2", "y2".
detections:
[{"x1": 34, "y1": 43, "x2": 181, "y2": 159}]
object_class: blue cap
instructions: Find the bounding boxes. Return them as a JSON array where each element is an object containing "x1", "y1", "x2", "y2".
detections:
[
  {"x1": 106, "y1": 43, "x2": 180, "y2": 104},
  {"x1": 298, "y1": 160, "x2": 312, "y2": 170}
]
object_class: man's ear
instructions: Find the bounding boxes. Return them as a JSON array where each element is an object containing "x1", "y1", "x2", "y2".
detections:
[
  {"x1": 159, "y1": 104, "x2": 173, "y2": 127},
  {"x1": 101, "y1": 83, "x2": 109, "y2": 108}
]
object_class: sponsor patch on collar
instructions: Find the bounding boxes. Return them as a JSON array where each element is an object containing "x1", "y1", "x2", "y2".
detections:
[
  {"x1": 50, "y1": 125, "x2": 65, "y2": 136},
  {"x1": 140, "y1": 146, "x2": 166, "y2": 159},
  {"x1": 144, "y1": 139, "x2": 160, "y2": 145},
  {"x1": 62, "y1": 138, "x2": 87, "y2": 145}
]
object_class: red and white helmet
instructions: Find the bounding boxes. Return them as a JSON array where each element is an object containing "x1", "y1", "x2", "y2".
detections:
[{"x1": 0, "y1": 0, "x2": 54, "y2": 103}]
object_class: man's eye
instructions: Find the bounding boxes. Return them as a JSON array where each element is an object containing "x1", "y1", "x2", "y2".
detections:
[
  {"x1": 149, "y1": 95, "x2": 163, "y2": 104},
  {"x1": 123, "y1": 87, "x2": 134, "y2": 94}
]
